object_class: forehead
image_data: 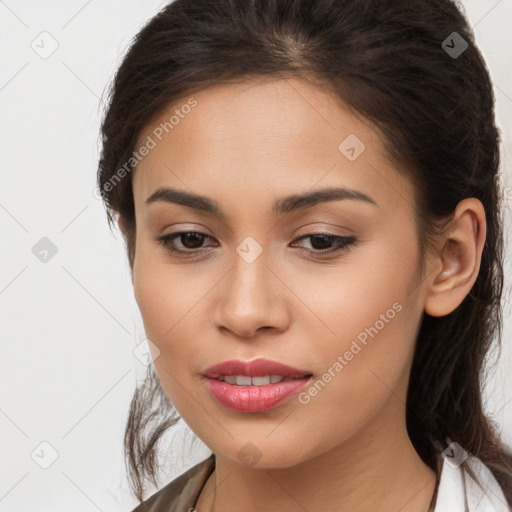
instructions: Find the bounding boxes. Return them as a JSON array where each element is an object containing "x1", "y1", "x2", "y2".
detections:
[
  {"x1": 132, "y1": 77, "x2": 414, "y2": 218},
  {"x1": 136, "y1": 76, "x2": 383, "y2": 156}
]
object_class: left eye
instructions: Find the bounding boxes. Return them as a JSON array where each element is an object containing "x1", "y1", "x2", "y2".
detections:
[{"x1": 157, "y1": 231, "x2": 357, "y2": 256}]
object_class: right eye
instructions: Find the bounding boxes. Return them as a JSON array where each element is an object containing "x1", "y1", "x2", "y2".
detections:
[{"x1": 157, "y1": 231, "x2": 216, "y2": 255}]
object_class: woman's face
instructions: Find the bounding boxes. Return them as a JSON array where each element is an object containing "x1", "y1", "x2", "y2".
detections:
[{"x1": 129, "y1": 77, "x2": 431, "y2": 467}]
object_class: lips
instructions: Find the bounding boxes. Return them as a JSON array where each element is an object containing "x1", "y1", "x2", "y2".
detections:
[
  {"x1": 202, "y1": 357, "x2": 313, "y2": 379},
  {"x1": 202, "y1": 358, "x2": 314, "y2": 413}
]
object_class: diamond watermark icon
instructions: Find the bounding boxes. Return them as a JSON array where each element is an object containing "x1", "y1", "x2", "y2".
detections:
[
  {"x1": 236, "y1": 236, "x2": 263, "y2": 264},
  {"x1": 32, "y1": 237, "x2": 58, "y2": 263},
  {"x1": 441, "y1": 441, "x2": 468, "y2": 469},
  {"x1": 237, "y1": 442, "x2": 263, "y2": 467},
  {"x1": 133, "y1": 338, "x2": 161, "y2": 366},
  {"x1": 442, "y1": 32, "x2": 468, "y2": 59},
  {"x1": 31, "y1": 441, "x2": 59, "y2": 469},
  {"x1": 31, "y1": 31, "x2": 59, "y2": 59},
  {"x1": 338, "y1": 134, "x2": 366, "y2": 161}
]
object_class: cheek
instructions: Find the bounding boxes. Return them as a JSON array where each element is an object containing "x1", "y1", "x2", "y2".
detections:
[
  {"x1": 288, "y1": 234, "x2": 419, "y2": 344},
  {"x1": 132, "y1": 243, "x2": 207, "y2": 375},
  {"x1": 132, "y1": 258, "x2": 200, "y2": 409},
  {"x1": 133, "y1": 264, "x2": 168, "y2": 341},
  {"x1": 132, "y1": 243, "x2": 181, "y2": 350},
  {"x1": 292, "y1": 295, "x2": 420, "y2": 457},
  {"x1": 292, "y1": 236, "x2": 422, "y2": 407}
]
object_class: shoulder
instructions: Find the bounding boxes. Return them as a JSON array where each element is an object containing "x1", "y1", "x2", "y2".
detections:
[{"x1": 130, "y1": 454, "x2": 215, "y2": 512}]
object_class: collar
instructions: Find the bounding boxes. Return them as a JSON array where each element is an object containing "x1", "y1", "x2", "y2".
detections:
[{"x1": 434, "y1": 452, "x2": 509, "y2": 511}]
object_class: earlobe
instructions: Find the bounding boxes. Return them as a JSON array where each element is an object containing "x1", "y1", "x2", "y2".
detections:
[{"x1": 424, "y1": 198, "x2": 486, "y2": 317}]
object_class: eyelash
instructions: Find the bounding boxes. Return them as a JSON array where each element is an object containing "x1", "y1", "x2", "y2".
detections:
[{"x1": 156, "y1": 230, "x2": 357, "y2": 257}]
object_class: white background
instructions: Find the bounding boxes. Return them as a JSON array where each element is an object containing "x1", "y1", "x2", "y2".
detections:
[{"x1": 1, "y1": 0, "x2": 511, "y2": 510}]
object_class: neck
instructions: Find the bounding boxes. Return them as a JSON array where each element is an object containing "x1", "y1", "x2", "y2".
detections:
[{"x1": 196, "y1": 395, "x2": 437, "y2": 512}]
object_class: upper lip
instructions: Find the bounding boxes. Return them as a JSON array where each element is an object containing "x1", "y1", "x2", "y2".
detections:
[{"x1": 202, "y1": 358, "x2": 313, "y2": 379}]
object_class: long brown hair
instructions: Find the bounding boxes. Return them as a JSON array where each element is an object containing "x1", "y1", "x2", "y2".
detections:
[{"x1": 97, "y1": 0, "x2": 512, "y2": 504}]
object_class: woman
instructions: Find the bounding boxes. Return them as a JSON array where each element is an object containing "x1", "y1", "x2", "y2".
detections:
[{"x1": 97, "y1": 0, "x2": 512, "y2": 510}]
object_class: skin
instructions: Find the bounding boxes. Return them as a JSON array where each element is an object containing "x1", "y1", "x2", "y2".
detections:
[{"x1": 119, "y1": 75, "x2": 486, "y2": 512}]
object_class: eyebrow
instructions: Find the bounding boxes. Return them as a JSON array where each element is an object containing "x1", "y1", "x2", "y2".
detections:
[{"x1": 145, "y1": 186, "x2": 378, "y2": 217}]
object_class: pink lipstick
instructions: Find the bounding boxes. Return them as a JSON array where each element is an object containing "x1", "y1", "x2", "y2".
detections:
[{"x1": 202, "y1": 358, "x2": 313, "y2": 413}]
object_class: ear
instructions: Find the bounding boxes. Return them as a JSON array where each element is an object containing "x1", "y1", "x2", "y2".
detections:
[{"x1": 424, "y1": 198, "x2": 486, "y2": 317}]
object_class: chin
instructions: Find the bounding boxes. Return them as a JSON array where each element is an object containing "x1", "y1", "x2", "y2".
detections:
[{"x1": 210, "y1": 436, "x2": 316, "y2": 470}]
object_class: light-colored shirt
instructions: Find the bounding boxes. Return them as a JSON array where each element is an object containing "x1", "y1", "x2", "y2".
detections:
[{"x1": 435, "y1": 452, "x2": 509, "y2": 511}]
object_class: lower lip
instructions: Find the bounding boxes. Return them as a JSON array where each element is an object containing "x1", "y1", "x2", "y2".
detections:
[{"x1": 204, "y1": 376, "x2": 313, "y2": 412}]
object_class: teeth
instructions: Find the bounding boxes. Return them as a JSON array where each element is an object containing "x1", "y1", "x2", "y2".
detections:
[
  {"x1": 218, "y1": 375, "x2": 288, "y2": 385},
  {"x1": 236, "y1": 375, "x2": 253, "y2": 386}
]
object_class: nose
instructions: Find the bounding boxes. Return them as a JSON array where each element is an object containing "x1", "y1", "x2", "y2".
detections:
[{"x1": 213, "y1": 255, "x2": 290, "y2": 339}]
